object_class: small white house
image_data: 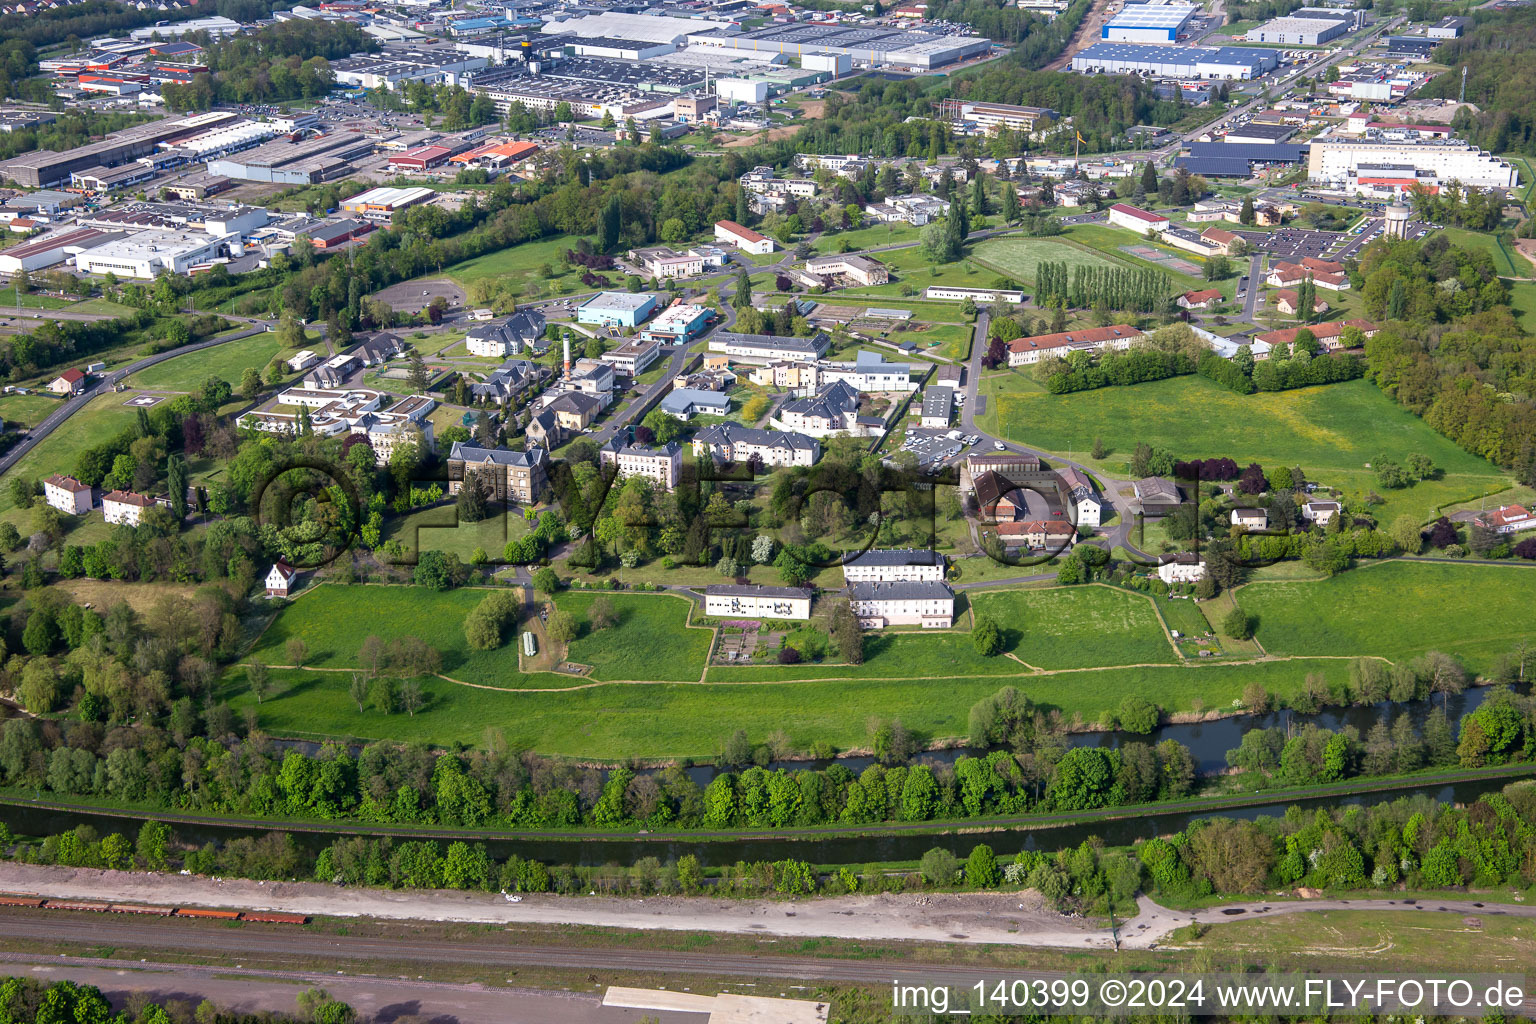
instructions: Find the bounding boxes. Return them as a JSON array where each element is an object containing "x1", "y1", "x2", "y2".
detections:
[
  {"x1": 43, "y1": 474, "x2": 92, "y2": 515},
  {"x1": 49, "y1": 368, "x2": 86, "y2": 395},
  {"x1": 288, "y1": 350, "x2": 320, "y2": 372},
  {"x1": 704, "y1": 584, "x2": 812, "y2": 620},
  {"x1": 1157, "y1": 556, "x2": 1206, "y2": 585},
  {"x1": 1231, "y1": 507, "x2": 1268, "y2": 530},
  {"x1": 1302, "y1": 500, "x2": 1341, "y2": 525},
  {"x1": 266, "y1": 561, "x2": 297, "y2": 597}
]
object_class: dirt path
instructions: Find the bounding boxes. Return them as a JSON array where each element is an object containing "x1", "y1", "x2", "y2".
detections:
[
  {"x1": 1044, "y1": 0, "x2": 1116, "y2": 71},
  {"x1": 1512, "y1": 237, "x2": 1536, "y2": 280},
  {"x1": 0, "y1": 865, "x2": 1112, "y2": 949}
]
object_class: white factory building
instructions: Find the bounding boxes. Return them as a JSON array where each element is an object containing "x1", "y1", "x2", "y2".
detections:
[
  {"x1": 73, "y1": 229, "x2": 239, "y2": 279},
  {"x1": 1101, "y1": 2, "x2": 1199, "y2": 43},
  {"x1": 1246, "y1": 12, "x2": 1353, "y2": 45},
  {"x1": 1070, "y1": 43, "x2": 1281, "y2": 79},
  {"x1": 1307, "y1": 137, "x2": 1521, "y2": 191}
]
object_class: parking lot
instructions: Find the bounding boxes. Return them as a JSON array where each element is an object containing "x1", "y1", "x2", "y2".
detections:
[
  {"x1": 899, "y1": 428, "x2": 994, "y2": 469},
  {"x1": 1236, "y1": 227, "x2": 1343, "y2": 261}
]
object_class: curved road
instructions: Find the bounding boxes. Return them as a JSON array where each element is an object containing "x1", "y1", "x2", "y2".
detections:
[{"x1": 0, "y1": 318, "x2": 274, "y2": 477}]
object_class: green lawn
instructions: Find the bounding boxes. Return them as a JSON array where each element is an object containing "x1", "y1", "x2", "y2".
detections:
[
  {"x1": 971, "y1": 236, "x2": 1128, "y2": 287},
  {"x1": 0, "y1": 288, "x2": 72, "y2": 310},
  {"x1": 969, "y1": 585, "x2": 1176, "y2": 669},
  {"x1": 917, "y1": 322, "x2": 974, "y2": 361},
  {"x1": 985, "y1": 375, "x2": 1509, "y2": 525},
  {"x1": 228, "y1": 655, "x2": 1350, "y2": 758},
  {"x1": 381, "y1": 504, "x2": 531, "y2": 562},
  {"x1": 251, "y1": 583, "x2": 549, "y2": 688},
  {"x1": 0, "y1": 394, "x2": 142, "y2": 512},
  {"x1": 68, "y1": 297, "x2": 139, "y2": 317},
  {"x1": 1440, "y1": 227, "x2": 1532, "y2": 279},
  {"x1": 1506, "y1": 281, "x2": 1536, "y2": 333},
  {"x1": 128, "y1": 335, "x2": 283, "y2": 390},
  {"x1": 812, "y1": 223, "x2": 923, "y2": 254},
  {"x1": 1240, "y1": 561, "x2": 1536, "y2": 672},
  {"x1": 440, "y1": 235, "x2": 591, "y2": 301},
  {"x1": 0, "y1": 393, "x2": 65, "y2": 428},
  {"x1": 555, "y1": 591, "x2": 710, "y2": 682}
]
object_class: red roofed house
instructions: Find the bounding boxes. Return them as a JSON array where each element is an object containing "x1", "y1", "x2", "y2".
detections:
[
  {"x1": 43, "y1": 474, "x2": 92, "y2": 515},
  {"x1": 997, "y1": 519, "x2": 1077, "y2": 549},
  {"x1": 1475, "y1": 505, "x2": 1536, "y2": 535},
  {"x1": 49, "y1": 368, "x2": 86, "y2": 395},
  {"x1": 1006, "y1": 324, "x2": 1144, "y2": 366},
  {"x1": 1107, "y1": 203, "x2": 1170, "y2": 234},
  {"x1": 1200, "y1": 226, "x2": 1241, "y2": 254},
  {"x1": 1274, "y1": 288, "x2": 1330, "y2": 316},
  {"x1": 1256, "y1": 319, "x2": 1378, "y2": 352},
  {"x1": 714, "y1": 219, "x2": 776, "y2": 254},
  {"x1": 266, "y1": 561, "x2": 298, "y2": 597},
  {"x1": 1178, "y1": 288, "x2": 1224, "y2": 310},
  {"x1": 1267, "y1": 258, "x2": 1350, "y2": 291}
]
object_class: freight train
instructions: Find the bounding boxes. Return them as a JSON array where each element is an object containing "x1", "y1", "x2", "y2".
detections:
[{"x1": 0, "y1": 895, "x2": 307, "y2": 924}]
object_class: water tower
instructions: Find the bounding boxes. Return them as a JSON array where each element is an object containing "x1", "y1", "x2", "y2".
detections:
[{"x1": 1384, "y1": 202, "x2": 1411, "y2": 240}]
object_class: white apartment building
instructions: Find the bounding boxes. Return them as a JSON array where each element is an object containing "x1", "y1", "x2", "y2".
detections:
[
  {"x1": 691, "y1": 423, "x2": 820, "y2": 467},
  {"x1": 708, "y1": 331, "x2": 829, "y2": 365},
  {"x1": 1006, "y1": 326, "x2": 1144, "y2": 367},
  {"x1": 599, "y1": 439, "x2": 683, "y2": 491},
  {"x1": 43, "y1": 474, "x2": 92, "y2": 515},
  {"x1": 847, "y1": 580, "x2": 955, "y2": 629},
  {"x1": 102, "y1": 489, "x2": 157, "y2": 526},
  {"x1": 600, "y1": 339, "x2": 662, "y2": 377},
  {"x1": 924, "y1": 286, "x2": 1024, "y2": 303},
  {"x1": 841, "y1": 548, "x2": 946, "y2": 584},
  {"x1": 704, "y1": 584, "x2": 813, "y2": 620}
]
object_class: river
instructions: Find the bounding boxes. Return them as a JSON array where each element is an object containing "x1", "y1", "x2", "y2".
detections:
[{"x1": 0, "y1": 775, "x2": 1511, "y2": 869}]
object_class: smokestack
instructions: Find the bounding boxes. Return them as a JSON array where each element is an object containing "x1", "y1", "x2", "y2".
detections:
[{"x1": 563, "y1": 334, "x2": 571, "y2": 377}]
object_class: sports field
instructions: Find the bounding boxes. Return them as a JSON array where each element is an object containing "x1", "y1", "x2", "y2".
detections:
[
  {"x1": 971, "y1": 237, "x2": 1127, "y2": 286},
  {"x1": 1240, "y1": 561, "x2": 1536, "y2": 672}
]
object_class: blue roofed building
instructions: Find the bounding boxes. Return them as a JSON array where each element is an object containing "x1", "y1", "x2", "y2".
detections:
[{"x1": 1071, "y1": 42, "x2": 1281, "y2": 79}]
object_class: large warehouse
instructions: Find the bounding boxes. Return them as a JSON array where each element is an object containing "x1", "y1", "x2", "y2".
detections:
[
  {"x1": 1070, "y1": 42, "x2": 1281, "y2": 79},
  {"x1": 1101, "y1": 3, "x2": 1199, "y2": 43},
  {"x1": 1175, "y1": 141, "x2": 1309, "y2": 177},
  {"x1": 1246, "y1": 13, "x2": 1352, "y2": 45},
  {"x1": 1307, "y1": 137, "x2": 1521, "y2": 191},
  {"x1": 206, "y1": 132, "x2": 376, "y2": 185},
  {"x1": 686, "y1": 24, "x2": 991, "y2": 70},
  {"x1": 73, "y1": 229, "x2": 239, "y2": 279},
  {"x1": 0, "y1": 111, "x2": 237, "y2": 188}
]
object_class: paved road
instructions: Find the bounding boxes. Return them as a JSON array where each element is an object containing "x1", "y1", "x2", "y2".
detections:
[
  {"x1": 0, "y1": 321, "x2": 271, "y2": 478},
  {"x1": 589, "y1": 304, "x2": 738, "y2": 444},
  {"x1": 959, "y1": 314, "x2": 1152, "y2": 560},
  {"x1": 1241, "y1": 252, "x2": 1264, "y2": 320}
]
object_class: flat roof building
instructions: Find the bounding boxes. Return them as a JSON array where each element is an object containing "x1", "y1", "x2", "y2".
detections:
[
  {"x1": 577, "y1": 291, "x2": 659, "y2": 328},
  {"x1": 74, "y1": 229, "x2": 239, "y2": 279},
  {"x1": 1102, "y1": 2, "x2": 1199, "y2": 43},
  {"x1": 1070, "y1": 42, "x2": 1280, "y2": 79}
]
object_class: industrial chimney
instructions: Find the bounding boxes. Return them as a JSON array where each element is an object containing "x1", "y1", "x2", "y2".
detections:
[{"x1": 563, "y1": 333, "x2": 571, "y2": 378}]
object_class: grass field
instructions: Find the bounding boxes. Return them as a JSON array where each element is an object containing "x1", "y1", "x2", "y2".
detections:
[
  {"x1": 0, "y1": 394, "x2": 142, "y2": 513},
  {"x1": 812, "y1": 223, "x2": 923, "y2": 254},
  {"x1": 0, "y1": 288, "x2": 72, "y2": 310},
  {"x1": 1240, "y1": 561, "x2": 1536, "y2": 672},
  {"x1": 969, "y1": 585, "x2": 1176, "y2": 669},
  {"x1": 381, "y1": 504, "x2": 531, "y2": 561},
  {"x1": 971, "y1": 236, "x2": 1127, "y2": 286},
  {"x1": 128, "y1": 335, "x2": 283, "y2": 390},
  {"x1": 1506, "y1": 280, "x2": 1536, "y2": 333},
  {"x1": 0, "y1": 393, "x2": 64, "y2": 428},
  {"x1": 984, "y1": 375, "x2": 1509, "y2": 525},
  {"x1": 556, "y1": 591, "x2": 710, "y2": 682},
  {"x1": 68, "y1": 297, "x2": 139, "y2": 317},
  {"x1": 250, "y1": 583, "x2": 555, "y2": 688},
  {"x1": 441, "y1": 235, "x2": 590, "y2": 301},
  {"x1": 228, "y1": 656, "x2": 1350, "y2": 757},
  {"x1": 1441, "y1": 227, "x2": 1532, "y2": 279}
]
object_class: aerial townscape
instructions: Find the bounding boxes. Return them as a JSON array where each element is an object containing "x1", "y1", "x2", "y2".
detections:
[{"x1": 0, "y1": 0, "x2": 1534, "y2": 1017}]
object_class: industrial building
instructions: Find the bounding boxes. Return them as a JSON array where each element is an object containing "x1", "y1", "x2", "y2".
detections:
[
  {"x1": 1426, "y1": 15, "x2": 1471, "y2": 38},
  {"x1": 1383, "y1": 36, "x2": 1440, "y2": 59},
  {"x1": 577, "y1": 291, "x2": 659, "y2": 328},
  {"x1": 1306, "y1": 137, "x2": 1520, "y2": 191},
  {"x1": 330, "y1": 47, "x2": 489, "y2": 90},
  {"x1": 0, "y1": 111, "x2": 237, "y2": 188},
  {"x1": 940, "y1": 99, "x2": 1057, "y2": 133},
  {"x1": 1101, "y1": 2, "x2": 1199, "y2": 43},
  {"x1": 0, "y1": 227, "x2": 124, "y2": 274},
  {"x1": 206, "y1": 132, "x2": 376, "y2": 185},
  {"x1": 1175, "y1": 141, "x2": 1308, "y2": 177},
  {"x1": 1070, "y1": 42, "x2": 1281, "y2": 79},
  {"x1": 686, "y1": 24, "x2": 991, "y2": 71},
  {"x1": 1246, "y1": 9, "x2": 1358, "y2": 45},
  {"x1": 73, "y1": 229, "x2": 239, "y2": 279},
  {"x1": 341, "y1": 186, "x2": 435, "y2": 222},
  {"x1": 128, "y1": 16, "x2": 242, "y2": 40}
]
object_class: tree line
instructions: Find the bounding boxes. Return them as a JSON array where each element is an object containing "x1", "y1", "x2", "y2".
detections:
[{"x1": 1032, "y1": 261, "x2": 1176, "y2": 314}]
